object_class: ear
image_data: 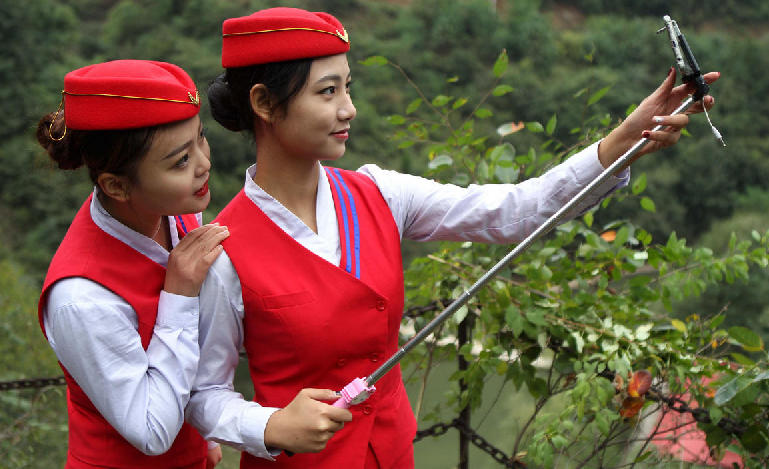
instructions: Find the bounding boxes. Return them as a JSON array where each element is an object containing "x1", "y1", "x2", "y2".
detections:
[
  {"x1": 97, "y1": 172, "x2": 131, "y2": 202},
  {"x1": 249, "y1": 84, "x2": 273, "y2": 122}
]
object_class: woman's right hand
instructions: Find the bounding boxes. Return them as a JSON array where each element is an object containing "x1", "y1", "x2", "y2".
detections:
[
  {"x1": 264, "y1": 388, "x2": 353, "y2": 454},
  {"x1": 164, "y1": 223, "x2": 229, "y2": 297}
]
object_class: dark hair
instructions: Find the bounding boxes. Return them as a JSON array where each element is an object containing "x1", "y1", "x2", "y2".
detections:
[
  {"x1": 36, "y1": 110, "x2": 158, "y2": 184},
  {"x1": 207, "y1": 58, "x2": 313, "y2": 133}
]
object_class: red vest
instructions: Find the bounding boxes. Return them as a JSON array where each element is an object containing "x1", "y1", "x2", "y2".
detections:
[
  {"x1": 215, "y1": 168, "x2": 416, "y2": 468},
  {"x1": 38, "y1": 195, "x2": 207, "y2": 469}
]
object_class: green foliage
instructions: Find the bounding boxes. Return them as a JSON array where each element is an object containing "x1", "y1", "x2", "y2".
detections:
[
  {"x1": 376, "y1": 49, "x2": 769, "y2": 466},
  {"x1": 4, "y1": 1, "x2": 769, "y2": 466},
  {"x1": 0, "y1": 259, "x2": 66, "y2": 467}
]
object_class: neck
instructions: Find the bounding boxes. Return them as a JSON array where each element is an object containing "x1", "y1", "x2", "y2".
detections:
[
  {"x1": 98, "y1": 192, "x2": 170, "y2": 250},
  {"x1": 252, "y1": 144, "x2": 320, "y2": 233}
]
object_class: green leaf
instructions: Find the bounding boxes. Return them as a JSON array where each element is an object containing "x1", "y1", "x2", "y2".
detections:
[
  {"x1": 634, "y1": 451, "x2": 653, "y2": 463},
  {"x1": 493, "y1": 49, "x2": 508, "y2": 77},
  {"x1": 710, "y1": 315, "x2": 726, "y2": 329},
  {"x1": 728, "y1": 326, "x2": 764, "y2": 351},
  {"x1": 475, "y1": 108, "x2": 493, "y2": 118},
  {"x1": 526, "y1": 122, "x2": 544, "y2": 133},
  {"x1": 360, "y1": 55, "x2": 388, "y2": 66},
  {"x1": 731, "y1": 381, "x2": 760, "y2": 407},
  {"x1": 614, "y1": 226, "x2": 629, "y2": 246},
  {"x1": 583, "y1": 211, "x2": 594, "y2": 228},
  {"x1": 505, "y1": 306, "x2": 525, "y2": 337},
  {"x1": 453, "y1": 305, "x2": 468, "y2": 323},
  {"x1": 671, "y1": 319, "x2": 686, "y2": 333},
  {"x1": 714, "y1": 374, "x2": 752, "y2": 405},
  {"x1": 640, "y1": 197, "x2": 656, "y2": 212},
  {"x1": 432, "y1": 95, "x2": 452, "y2": 107},
  {"x1": 595, "y1": 412, "x2": 610, "y2": 435},
  {"x1": 705, "y1": 426, "x2": 729, "y2": 447},
  {"x1": 739, "y1": 424, "x2": 769, "y2": 452},
  {"x1": 452, "y1": 97, "x2": 468, "y2": 110},
  {"x1": 405, "y1": 98, "x2": 422, "y2": 115},
  {"x1": 525, "y1": 309, "x2": 548, "y2": 326},
  {"x1": 387, "y1": 114, "x2": 405, "y2": 125},
  {"x1": 428, "y1": 154, "x2": 453, "y2": 169},
  {"x1": 631, "y1": 173, "x2": 647, "y2": 195},
  {"x1": 573, "y1": 87, "x2": 588, "y2": 98},
  {"x1": 587, "y1": 86, "x2": 611, "y2": 106},
  {"x1": 545, "y1": 114, "x2": 557, "y2": 135},
  {"x1": 635, "y1": 324, "x2": 653, "y2": 341},
  {"x1": 730, "y1": 353, "x2": 755, "y2": 366},
  {"x1": 490, "y1": 144, "x2": 518, "y2": 183},
  {"x1": 550, "y1": 435, "x2": 568, "y2": 449},
  {"x1": 492, "y1": 84, "x2": 514, "y2": 96}
]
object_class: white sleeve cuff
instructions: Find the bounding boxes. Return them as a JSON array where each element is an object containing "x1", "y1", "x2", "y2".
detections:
[
  {"x1": 240, "y1": 405, "x2": 282, "y2": 459},
  {"x1": 155, "y1": 290, "x2": 198, "y2": 328}
]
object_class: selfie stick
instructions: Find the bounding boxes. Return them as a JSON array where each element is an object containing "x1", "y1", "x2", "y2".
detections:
[{"x1": 333, "y1": 15, "x2": 716, "y2": 409}]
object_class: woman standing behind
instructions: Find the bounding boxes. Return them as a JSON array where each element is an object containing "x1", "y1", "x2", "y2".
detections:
[
  {"x1": 186, "y1": 8, "x2": 718, "y2": 468},
  {"x1": 37, "y1": 60, "x2": 228, "y2": 468}
]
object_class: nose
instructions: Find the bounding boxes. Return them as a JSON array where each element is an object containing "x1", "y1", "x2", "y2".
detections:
[
  {"x1": 194, "y1": 142, "x2": 211, "y2": 177},
  {"x1": 338, "y1": 93, "x2": 356, "y2": 122}
]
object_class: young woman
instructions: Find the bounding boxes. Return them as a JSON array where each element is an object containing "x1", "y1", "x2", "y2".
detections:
[
  {"x1": 186, "y1": 7, "x2": 719, "y2": 468},
  {"x1": 37, "y1": 60, "x2": 228, "y2": 468}
]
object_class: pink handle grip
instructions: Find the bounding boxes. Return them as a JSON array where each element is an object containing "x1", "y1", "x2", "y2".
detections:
[{"x1": 332, "y1": 377, "x2": 375, "y2": 408}]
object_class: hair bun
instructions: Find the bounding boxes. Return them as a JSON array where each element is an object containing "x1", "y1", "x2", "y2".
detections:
[
  {"x1": 36, "y1": 112, "x2": 83, "y2": 170},
  {"x1": 208, "y1": 73, "x2": 248, "y2": 132}
]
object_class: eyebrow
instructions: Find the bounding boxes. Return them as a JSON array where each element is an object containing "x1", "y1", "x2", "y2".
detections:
[
  {"x1": 161, "y1": 122, "x2": 202, "y2": 160},
  {"x1": 162, "y1": 140, "x2": 193, "y2": 160},
  {"x1": 314, "y1": 72, "x2": 352, "y2": 84}
]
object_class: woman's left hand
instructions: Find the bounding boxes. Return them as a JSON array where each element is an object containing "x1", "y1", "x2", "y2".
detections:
[
  {"x1": 206, "y1": 445, "x2": 223, "y2": 468},
  {"x1": 598, "y1": 67, "x2": 720, "y2": 170}
]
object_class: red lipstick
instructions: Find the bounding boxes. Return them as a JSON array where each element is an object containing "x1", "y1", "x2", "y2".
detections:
[{"x1": 194, "y1": 180, "x2": 209, "y2": 197}]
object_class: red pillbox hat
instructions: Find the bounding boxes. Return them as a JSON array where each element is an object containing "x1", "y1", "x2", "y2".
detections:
[
  {"x1": 63, "y1": 60, "x2": 200, "y2": 130},
  {"x1": 221, "y1": 7, "x2": 350, "y2": 68}
]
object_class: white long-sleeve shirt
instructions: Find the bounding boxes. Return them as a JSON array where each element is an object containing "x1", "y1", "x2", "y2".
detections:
[
  {"x1": 42, "y1": 190, "x2": 204, "y2": 455},
  {"x1": 186, "y1": 142, "x2": 628, "y2": 458}
]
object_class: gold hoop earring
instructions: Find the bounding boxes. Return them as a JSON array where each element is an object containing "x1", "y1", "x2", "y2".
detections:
[{"x1": 48, "y1": 92, "x2": 67, "y2": 142}]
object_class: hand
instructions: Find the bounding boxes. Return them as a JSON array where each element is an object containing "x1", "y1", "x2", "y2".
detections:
[
  {"x1": 598, "y1": 68, "x2": 720, "y2": 170},
  {"x1": 206, "y1": 445, "x2": 223, "y2": 468},
  {"x1": 264, "y1": 388, "x2": 353, "y2": 454},
  {"x1": 164, "y1": 223, "x2": 229, "y2": 297}
]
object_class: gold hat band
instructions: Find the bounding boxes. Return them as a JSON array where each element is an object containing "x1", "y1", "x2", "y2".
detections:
[
  {"x1": 62, "y1": 89, "x2": 200, "y2": 106},
  {"x1": 223, "y1": 27, "x2": 349, "y2": 43},
  {"x1": 48, "y1": 89, "x2": 200, "y2": 141}
]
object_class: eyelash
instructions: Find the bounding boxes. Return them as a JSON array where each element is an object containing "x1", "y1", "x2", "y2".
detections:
[
  {"x1": 321, "y1": 82, "x2": 353, "y2": 95},
  {"x1": 174, "y1": 154, "x2": 189, "y2": 168}
]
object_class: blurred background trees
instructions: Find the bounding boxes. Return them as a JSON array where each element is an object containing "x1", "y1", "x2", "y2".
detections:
[{"x1": 2, "y1": 0, "x2": 768, "y2": 467}]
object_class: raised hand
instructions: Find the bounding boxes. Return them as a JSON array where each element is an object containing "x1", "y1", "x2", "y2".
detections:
[
  {"x1": 598, "y1": 68, "x2": 720, "y2": 169},
  {"x1": 164, "y1": 223, "x2": 229, "y2": 297}
]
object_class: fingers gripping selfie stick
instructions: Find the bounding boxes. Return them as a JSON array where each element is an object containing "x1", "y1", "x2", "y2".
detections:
[
  {"x1": 658, "y1": 15, "x2": 725, "y2": 146},
  {"x1": 332, "y1": 15, "x2": 721, "y2": 409}
]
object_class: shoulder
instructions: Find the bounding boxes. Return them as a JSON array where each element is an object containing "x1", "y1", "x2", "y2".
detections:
[{"x1": 46, "y1": 277, "x2": 125, "y2": 314}]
